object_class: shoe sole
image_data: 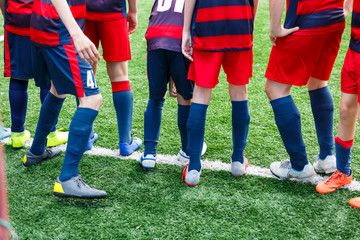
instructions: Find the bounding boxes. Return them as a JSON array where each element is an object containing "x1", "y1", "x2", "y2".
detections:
[
  {"x1": 141, "y1": 160, "x2": 156, "y2": 169},
  {"x1": 53, "y1": 192, "x2": 107, "y2": 199},
  {"x1": 185, "y1": 180, "x2": 198, "y2": 187}
]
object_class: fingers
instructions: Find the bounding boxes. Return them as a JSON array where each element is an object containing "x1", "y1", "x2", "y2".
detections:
[
  {"x1": 285, "y1": 26, "x2": 299, "y2": 35},
  {"x1": 182, "y1": 47, "x2": 193, "y2": 62}
]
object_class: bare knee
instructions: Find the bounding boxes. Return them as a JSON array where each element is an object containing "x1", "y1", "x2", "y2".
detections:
[
  {"x1": 78, "y1": 94, "x2": 103, "y2": 111},
  {"x1": 265, "y1": 79, "x2": 291, "y2": 101},
  {"x1": 339, "y1": 101, "x2": 357, "y2": 121}
]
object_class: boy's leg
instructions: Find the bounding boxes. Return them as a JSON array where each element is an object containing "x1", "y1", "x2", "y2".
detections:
[
  {"x1": 107, "y1": 61, "x2": 141, "y2": 155},
  {"x1": 177, "y1": 94, "x2": 191, "y2": 155},
  {"x1": 316, "y1": 92, "x2": 356, "y2": 194},
  {"x1": 265, "y1": 79, "x2": 314, "y2": 180},
  {"x1": 229, "y1": 84, "x2": 250, "y2": 176},
  {"x1": 23, "y1": 83, "x2": 65, "y2": 166},
  {"x1": 308, "y1": 78, "x2": 336, "y2": 170},
  {"x1": 9, "y1": 78, "x2": 30, "y2": 148}
]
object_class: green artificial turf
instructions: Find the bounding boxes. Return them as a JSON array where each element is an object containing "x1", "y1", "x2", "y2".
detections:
[{"x1": 1, "y1": 0, "x2": 360, "y2": 239}]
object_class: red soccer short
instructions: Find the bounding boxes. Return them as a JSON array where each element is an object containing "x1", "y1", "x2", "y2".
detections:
[
  {"x1": 265, "y1": 28, "x2": 344, "y2": 86},
  {"x1": 188, "y1": 49, "x2": 253, "y2": 88},
  {"x1": 341, "y1": 48, "x2": 360, "y2": 103},
  {"x1": 84, "y1": 17, "x2": 131, "y2": 62}
]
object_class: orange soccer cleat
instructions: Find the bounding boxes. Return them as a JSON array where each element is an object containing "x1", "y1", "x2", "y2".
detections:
[{"x1": 316, "y1": 170, "x2": 352, "y2": 194}]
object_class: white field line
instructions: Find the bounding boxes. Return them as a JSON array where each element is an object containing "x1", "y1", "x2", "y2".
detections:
[{"x1": 2, "y1": 137, "x2": 360, "y2": 191}]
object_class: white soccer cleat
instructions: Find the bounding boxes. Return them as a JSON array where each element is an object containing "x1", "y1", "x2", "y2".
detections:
[
  {"x1": 177, "y1": 142, "x2": 207, "y2": 162},
  {"x1": 182, "y1": 164, "x2": 201, "y2": 186},
  {"x1": 270, "y1": 160, "x2": 315, "y2": 181},
  {"x1": 140, "y1": 154, "x2": 156, "y2": 169},
  {"x1": 313, "y1": 154, "x2": 336, "y2": 174},
  {"x1": 231, "y1": 156, "x2": 249, "y2": 177}
]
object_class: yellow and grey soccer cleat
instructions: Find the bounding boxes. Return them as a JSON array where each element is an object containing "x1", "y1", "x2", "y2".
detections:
[
  {"x1": 11, "y1": 130, "x2": 30, "y2": 149},
  {"x1": 53, "y1": 176, "x2": 107, "y2": 199},
  {"x1": 23, "y1": 148, "x2": 62, "y2": 166},
  {"x1": 47, "y1": 129, "x2": 69, "y2": 147}
]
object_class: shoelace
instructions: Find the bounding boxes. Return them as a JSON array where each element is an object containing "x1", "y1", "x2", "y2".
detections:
[
  {"x1": 324, "y1": 171, "x2": 344, "y2": 184},
  {"x1": 181, "y1": 164, "x2": 189, "y2": 182},
  {"x1": 279, "y1": 160, "x2": 291, "y2": 169}
]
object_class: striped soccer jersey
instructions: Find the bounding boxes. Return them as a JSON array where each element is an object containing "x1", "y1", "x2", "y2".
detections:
[
  {"x1": 284, "y1": 0, "x2": 345, "y2": 34},
  {"x1": 145, "y1": 0, "x2": 184, "y2": 52},
  {"x1": 191, "y1": 0, "x2": 255, "y2": 52},
  {"x1": 5, "y1": 0, "x2": 33, "y2": 36},
  {"x1": 30, "y1": 0, "x2": 86, "y2": 47},
  {"x1": 86, "y1": 0, "x2": 127, "y2": 21},
  {"x1": 350, "y1": 0, "x2": 360, "y2": 53}
]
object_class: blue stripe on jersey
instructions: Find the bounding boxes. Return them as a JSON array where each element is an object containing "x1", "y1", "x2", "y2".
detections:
[
  {"x1": 31, "y1": 12, "x2": 59, "y2": 33},
  {"x1": 285, "y1": 8, "x2": 345, "y2": 29},
  {"x1": 198, "y1": 0, "x2": 251, "y2": 8},
  {"x1": 350, "y1": 38, "x2": 360, "y2": 53},
  {"x1": 352, "y1": 12, "x2": 360, "y2": 28},
  {"x1": 284, "y1": 0, "x2": 298, "y2": 29},
  {"x1": 193, "y1": 20, "x2": 253, "y2": 37}
]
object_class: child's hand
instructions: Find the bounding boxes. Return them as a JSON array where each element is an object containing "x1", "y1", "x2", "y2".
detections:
[
  {"x1": 127, "y1": 11, "x2": 138, "y2": 34},
  {"x1": 169, "y1": 77, "x2": 178, "y2": 98},
  {"x1": 72, "y1": 32, "x2": 101, "y2": 64},
  {"x1": 182, "y1": 31, "x2": 193, "y2": 61},
  {"x1": 269, "y1": 25, "x2": 299, "y2": 46}
]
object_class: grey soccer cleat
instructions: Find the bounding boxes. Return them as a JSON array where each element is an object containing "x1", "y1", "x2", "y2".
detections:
[
  {"x1": 270, "y1": 160, "x2": 315, "y2": 181},
  {"x1": 53, "y1": 176, "x2": 107, "y2": 199},
  {"x1": 23, "y1": 148, "x2": 62, "y2": 167},
  {"x1": 313, "y1": 154, "x2": 336, "y2": 174}
]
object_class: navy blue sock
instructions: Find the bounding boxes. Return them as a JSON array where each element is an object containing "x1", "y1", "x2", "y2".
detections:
[
  {"x1": 76, "y1": 97, "x2": 93, "y2": 138},
  {"x1": 270, "y1": 95, "x2": 308, "y2": 171},
  {"x1": 144, "y1": 98, "x2": 165, "y2": 156},
  {"x1": 40, "y1": 84, "x2": 57, "y2": 132},
  {"x1": 113, "y1": 90, "x2": 133, "y2": 144},
  {"x1": 178, "y1": 104, "x2": 190, "y2": 153},
  {"x1": 335, "y1": 142, "x2": 352, "y2": 176},
  {"x1": 232, "y1": 100, "x2": 250, "y2": 163},
  {"x1": 187, "y1": 103, "x2": 208, "y2": 171},
  {"x1": 309, "y1": 86, "x2": 334, "y2": 159},
  {"x1": 9, "y1": 78, "x2": 28, "y2": 132},
  {"x1": 30, "y1": 93, "x2": 65, "y2": 155},
  {"x1": 59, "y1": 108, "x2": 98, "y2": 181}
]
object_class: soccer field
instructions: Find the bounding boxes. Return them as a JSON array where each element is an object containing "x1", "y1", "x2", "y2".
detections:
[{"x1": 1, "y1": 0, "x2": 360, "y2": 239}]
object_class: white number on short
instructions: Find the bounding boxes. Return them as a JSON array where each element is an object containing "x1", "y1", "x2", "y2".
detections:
[{"x1": 86, "y1": 70, "x2": 97, "y2": 88}]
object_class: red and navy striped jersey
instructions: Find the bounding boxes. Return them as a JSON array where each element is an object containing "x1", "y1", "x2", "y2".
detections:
[
  {"x1": 86, "y1": 0, "x2": 127, "y2": 21},
  {"x1": 284, "y1": 0, "x2": 345, "y2": 35},
  {"x1": 30, "y1": 0, "x2": 86, "y2": 47},
  {"x1": 5, "y1": 0, "x2": 33, "y2": 36},
  {"x1": 350, "y1": 0, "x2": 360, "y2": 53},
  {"x1": 145, "y1": 0, "x2": 184, "y2": 52},
  {"x1": 191, "y1": 0, "x2": 255, "y2": 52}
]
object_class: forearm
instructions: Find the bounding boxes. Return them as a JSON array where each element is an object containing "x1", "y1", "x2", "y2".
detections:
[
  {"x1": 269, "y1": 0, "x2": 286, "y2": 33},
  {"x1": 344, "y1": 0, "x2": 353, "y2": 17},
  {"x1": 183, "y1": 0, "x2": 196, "y2": 33},
  {"x1": 0, "y1": 0, "x2": 6, "y2": 17},
  {"x1": 51, "y1": 0, "x2": 83, "y2": 39},
  {"x1": 128, "y1": 0, "x2": 137, "y2": 14},
  {"x1": 253, "y1": 0, "x2": 259, "y2": 21}
]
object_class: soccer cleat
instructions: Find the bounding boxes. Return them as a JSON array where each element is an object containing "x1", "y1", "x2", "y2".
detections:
[
  {"x1": 182, "y1": 164, "x2": 201, "y2": 186},
  {"x1": 270, "y1": 160, "x2": 315, "y2": 181},
  {"x1": 176, "y1": 142, "x2": 207, "y2": 162},
  {"x1": 316, "y1": 170, "x2": 352, "y2": 194},
  {"x1": 85, "y1": 133, "x2": 98, "y2": 151},
  {"x1": 140, "y1": 154, "x2": 156, "y2": 169},
  {"x1": 231, "y1": 156, "x2": 249, "y2": 177},
  {"x1": 23, "y1": 148, "x2": 62, "y2": 167},
  {"x1": 0, "y1": 127, "x2": 11, "y2": 140},
  {"x1": 119, "y1": 137, "x2": 142, "y2": 156},
  {"x1": 46, "y1": 129, "x2": 69, "y2": 147},
  {"x1": 11, "y1": 130, "x2": 30, "y2": 149},
  {"x1": 349, "y1": 197, "x2": 360, "y2": 209},
  {"x1": 313, "y1": 154, "x2": 336, "y2": 174},
  {"x1": 53, "y1": 175, "x2": 107, "y2": 199}
]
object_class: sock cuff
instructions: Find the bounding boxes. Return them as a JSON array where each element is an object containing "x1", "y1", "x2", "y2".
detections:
[
  {"x1": 335, "y1": 136, "x2": 354, "y2": 149},
  {"x1": 178, "y1": 104, "x2": 190, "y2": 109},
  {"x1": 270, "y1": 95, "x2": 292, "y2": 108},
  {"x1": 74, "y1": 107, "x2": 99, "y2": 124},
  {"x1": 111, "y1": 81, "x2": 131, "y2": 93},
  {"x1": 9, "y1": 78, "x2": 29, "y2": 91},
  {"x1": 308, "y1": 86, "x2": 329, "y2": 94},
  {"x1": 190, "y1": 102, "x2": 208, "y2": 116},
  {"x1": 46, "y1": 92, "x2": 66, "y2": 105}
]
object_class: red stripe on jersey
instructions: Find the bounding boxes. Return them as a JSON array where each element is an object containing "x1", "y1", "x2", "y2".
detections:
[
  {"x1": 196, "y1": 6, "x2": 253, "y2": 22},
  {"x1": 7, "y1": 1, "x2": 32, "y2": 15},
  {"x1": 355, "y1": 0, "x2": 360, "y2": 13},
  {"x1": 30, "y1": 27, "x2": 59, "y2": 46},
  {"x1": 145, "y1": 25, "x2": 183, "y2": 40},
  {"x1": 71, "y1": 4, "x2": 86, "y2": 19},
  {"x1": 297, "y1": 0, "x2": 343, "y2": 15},
  {"x1": 351, "y1": 26, "x2": 360, "y2": 41},
  {"x1": 63, "y1": 44, "x2": 85, "y2": 98},
  {"x1": 193, "y1": 34, "x2": 252, "y2": 51},
  {"x1": 4, "y1": 31, "x2": 11, "y2": 77},
  {"x1": 5, "y1": 25, "x2": 30, "y2": 36},
  {"x1": 86, "y1": 11, "x2": 123, "y2": 21},
  {"x1": 32, "y1": 1, "x2": 58, "y2": 19}
]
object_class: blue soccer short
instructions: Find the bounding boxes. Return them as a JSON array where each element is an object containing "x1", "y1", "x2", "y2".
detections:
[
  {"x1": 4, "y1": 30, "x2": 33, "y2": 79},
  {"x1": 31, "y1": 44, "x2": 99, "y2": 97},
  {"x1": 147, "y1": 49, "x2": 193, "y2": 100}
]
